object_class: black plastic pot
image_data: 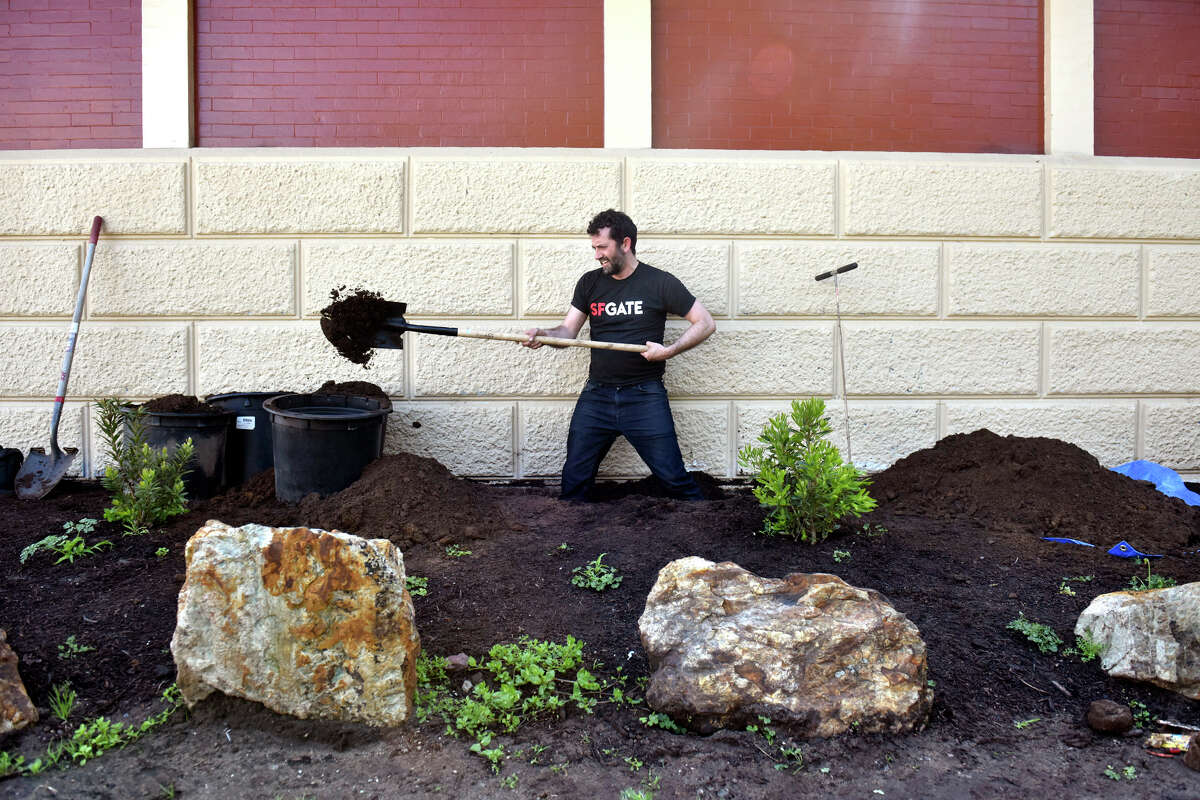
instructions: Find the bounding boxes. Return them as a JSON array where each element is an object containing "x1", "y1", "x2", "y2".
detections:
[
  {"x1": 0, "y1": 448, "x2": 23, "y2": 494},
  {"x1": 143, "y1": 409, "x2": 233, "y2": 501},
  {"x1": 263, "y1": 393, "x2": 391, "y2": 503},
  {"x1": 205, "y1": 392, "x2": 289, "y2": 487}
]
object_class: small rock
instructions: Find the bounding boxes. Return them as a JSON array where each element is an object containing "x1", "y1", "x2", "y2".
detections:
[
  {"x1": 1183, "y1": 734, "x2": 1200, "y2": 772},
  {"x1": 1085, "y1": 699, "x2": 1133, "y2": 734},
  {"x1": 445, "y1": 653, "x2": 471, "y2": 671}
]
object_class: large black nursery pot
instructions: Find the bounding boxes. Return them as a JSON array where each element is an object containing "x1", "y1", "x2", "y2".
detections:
[
  {"x1": 263, "y1": 393, "x2": 391, "y2": 503},
  {"x1": 0, "y1": 448, "x2": 23, "y2": 494},
  {"x1": 205, "y1": 391, "x2": 289, "y2": 487},
  {"x1": 142, "y1": 407, "x2": 233, "y2": 501}
]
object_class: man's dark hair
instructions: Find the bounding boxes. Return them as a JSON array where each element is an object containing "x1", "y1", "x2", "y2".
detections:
[{"x1": 587, "y1": 209, "x2": 637, "y2": 254}]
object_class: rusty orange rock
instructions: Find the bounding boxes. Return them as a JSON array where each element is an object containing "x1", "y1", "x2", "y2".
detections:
[
  {"x1": 0, "y1": 628, "x2": 38, "y2": 734},
  {"x1": 172, "y1": 520, "x2": 420, "y2": 726}
]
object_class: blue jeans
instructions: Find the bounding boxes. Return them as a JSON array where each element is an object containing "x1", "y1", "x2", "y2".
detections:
[{"x1": 561, "y1": 379, "x2": 704, "y2": 501}]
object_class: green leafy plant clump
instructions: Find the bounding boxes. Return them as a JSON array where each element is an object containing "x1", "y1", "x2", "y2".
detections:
[
  {"x1": 20, "y1": 519, "x2": 112, "y2": 566},
  {"x1": 571, "y1": 553, "x2": 623, "y2": 592},
  {"x1": 416, "y1": 636, "x2": 611, "y2": 772},
  {"x1": 95, "y1": 398, "x2": 194, "y2": 536},
  {"x1": 1006, "y1": 613, "x2": 1063, "y2": 655},
  {"x1": 737, "y1": 397, "x2": 877, "y2": 543},
  {"x1": 0, "y1": 684, "x2": 183, "y2": 778}
]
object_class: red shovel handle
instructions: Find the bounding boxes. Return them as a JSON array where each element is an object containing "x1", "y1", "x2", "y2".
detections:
[{"x1": 90, "y1": 215, "x2": 103, "y2": 244}]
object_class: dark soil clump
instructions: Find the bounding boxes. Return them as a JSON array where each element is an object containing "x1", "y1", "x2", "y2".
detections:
[
  {"x1": 141, "y1": 394, "x2": 223, "y2": 414},
  {"x1": 870, "y1": 428, "x2": 1200, "y2": 553},
  {"x1": 313, "y1": 380, "x2": 389, "y2": 399},
  {"x1": 319, "y1": 285, "x2": 393, "y2": 367}
]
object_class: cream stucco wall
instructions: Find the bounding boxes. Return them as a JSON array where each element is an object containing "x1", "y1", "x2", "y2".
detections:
[{"x1": 2, "y1": 148, "x2": 1199, "y2": 481}]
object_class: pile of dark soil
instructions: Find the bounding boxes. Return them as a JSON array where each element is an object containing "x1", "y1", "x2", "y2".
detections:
[
  {"x1": 312, "y1": 380, "x2": 389, "y2": 399},
  {"x1": 140, "y1": 394, "x2": 223, "y2": 414},
  {"x1": 319, "y1": 286, "x2": 393, "y2": 367},
  {"x1": 871, "y1": 429, "x2": 1200, "y2": 553},
  {"x1": 2, "y1": 429, "x2": 1199, "y2": 799}
]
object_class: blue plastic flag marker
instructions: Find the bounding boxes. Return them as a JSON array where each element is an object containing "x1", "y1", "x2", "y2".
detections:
[
  {"x1": 1041, "y1": 537, "x2": 1095, "y2": 547},
  {"x1": 1107, "y1": 540, "x2": 1162, "y2": 559}
]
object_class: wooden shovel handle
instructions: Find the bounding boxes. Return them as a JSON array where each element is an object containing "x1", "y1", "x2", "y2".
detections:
[{"x1": 456, "y1": 329, "x2": 648, "y2": 353}]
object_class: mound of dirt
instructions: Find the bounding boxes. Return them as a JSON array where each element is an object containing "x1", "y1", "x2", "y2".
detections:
[
  {"x1": 141, "y1": 394, "x2": 224, "y2": 413},
  {"x1": 296, "y1": 453, "x2": 506, "y2": 549},
  {"x1": 869, "y1": 428, "x2": 1200, "y2": 552},
  {"x1": 313, "y1": 380, "x2": 389, "y2": 399}
]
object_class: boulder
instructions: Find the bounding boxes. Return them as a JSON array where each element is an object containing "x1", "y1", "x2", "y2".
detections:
[
  {"x1": 0, "y1": 629, "x2": 38, "y2": 733},
  {"x1": 638, "y1": 557, "x2": 932, "y2": 737},
  {"x1": 171, "y1": 520, "x2": 420, "y2": 726},
  {"x1": 1074, "y1": 582, "x2": 1200, "y2": 700}
]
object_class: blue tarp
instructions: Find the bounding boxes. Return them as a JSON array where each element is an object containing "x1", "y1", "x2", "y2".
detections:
[{"x1": 1112, "y1": 460, "x2": 1200, "y2": 507}]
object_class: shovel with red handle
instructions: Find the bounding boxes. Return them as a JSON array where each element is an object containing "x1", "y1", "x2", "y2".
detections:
[{"x1": 15, "y1": 216, "x2": 104, "y2": 500}]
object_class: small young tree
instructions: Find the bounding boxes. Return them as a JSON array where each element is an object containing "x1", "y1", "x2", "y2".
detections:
[
  {"x1": 737, "y1": 397, "x2": 876, "y2": 543},
  {"x1": 94, "y1": 398, "x2": 194, "y2": 536}
]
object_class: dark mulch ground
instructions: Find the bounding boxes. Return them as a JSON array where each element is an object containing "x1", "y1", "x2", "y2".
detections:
[{"x1": 2, "y1": 430, "x2": 1199, "y2": 799}]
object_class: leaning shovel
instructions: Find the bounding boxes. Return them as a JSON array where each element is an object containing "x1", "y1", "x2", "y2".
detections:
[{"x1": 15, "y1": 216, "x2": 103, "y2": 500}]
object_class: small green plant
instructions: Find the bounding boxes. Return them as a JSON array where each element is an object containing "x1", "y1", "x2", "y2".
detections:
[
  {"x1": 58, "y1": 635, "x2": 97, "y2": 660},
  {"x1": 619, "y1": 789, "x2": 654, "y2": 800},
  {"x1": 1104, "y1": 764, "x2": 1137, "y2": 781},
  {"x1": 1068, "y1": 632, "x2": 1106, "y2": 663},
  {"x1": 95, "y1": 398, "x2": 194, "y2": 536},
  {"x1": 444, "y1": 543, "x2": 471, "y2": 558},
  {"x1": 1128, "y1": 558, "x2": 1176, "y2": 592},
  {"x1": 775, "y1": 745, "x2": 804, "y2": 772},
  {"x1": 1128, "y1": 698, "x2": 1152, "y2": 728},
  {"x1": 746, "y1": 715, "x2": 777, "y2": 747},
  {"x1": 832, "y1": 549, "x2": 851, "y2": 563},
  {"x1": 497, "y1": 770, "x2": 518, "y2": 789},
  {"x1": 571, "y1": 553, "x2": 623, "y2": 592},
  {"x1": 549, "y1": 542, "x2": 573, "y2": 555},
  {"x1": 49, "y1": 683, "x2": 77, "y2": 722},
  {"x1": 640, "y1": 711, "x2": 686, "y2": 734},
  {"x1": 737, "y1": 398, "x2": 877, "y2": 543},
  {"x1": 1006, "y1": 613, "x2": 1062, "y2": 654},
  {"x1": 858, "y1": 522, "x2": 887, "y2": 538},
  {"x1": 624, "y1": 755, "x2": 644, "y2": 772},
  {"x1": 155, "y1": 547, "x2": 170, "y2": 558},
  {"x1": 21, "y1": 520, "x2": 111, "y2": 566},
  {"x1": 406, "y1": 575, "x2": 429, "y2": 597},
  {"x1": 1057, "y1": 581, "x2": 1076, "y2": 596},
  {"x1": 1013, "y1": 717, "x2": 1040, "y2": 730}
]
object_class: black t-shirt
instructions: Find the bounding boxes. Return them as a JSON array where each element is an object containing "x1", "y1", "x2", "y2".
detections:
[{"x1": 570, "y1": 262, "x2": 696, "y2": 386}]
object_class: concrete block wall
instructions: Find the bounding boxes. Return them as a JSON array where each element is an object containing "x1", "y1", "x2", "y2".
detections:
[{"x1": 2, "y1": 149, "x2": 1198, "y2": 481}]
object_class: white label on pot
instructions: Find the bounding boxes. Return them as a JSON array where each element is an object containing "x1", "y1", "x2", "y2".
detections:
[{"x1": 236, "y1": 416, "x2": 256, "y2": 430}]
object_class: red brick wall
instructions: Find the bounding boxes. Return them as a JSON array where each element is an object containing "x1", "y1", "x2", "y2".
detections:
[
  {"x1": 652, "y1": 0, "x2": 1042, "y2": 153},
  {"x1": 196, "y1": 0, "x2": 603, "y2": 147},
  {"x1": 0, "y1": 0, "x2": 141, "y2": 150},
  {"x1": 1095, "y1": 0, "x2": 1200, "y2": 159}
]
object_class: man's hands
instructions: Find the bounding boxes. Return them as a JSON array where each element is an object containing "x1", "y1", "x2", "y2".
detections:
[
  {"x1": 640, "y1": 342, "x2": 671, "y2": 361},
  {"x1": 522, "y1": 328, "x2": 552, "y2": 349}
]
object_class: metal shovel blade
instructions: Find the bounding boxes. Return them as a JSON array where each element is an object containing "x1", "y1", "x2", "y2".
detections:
[
  {"x1": 14, "y1": 445, "x2": 79, "y2": 500},
  {"x1": 369, "y1": 301, "x2": 409, "y2": 349}
]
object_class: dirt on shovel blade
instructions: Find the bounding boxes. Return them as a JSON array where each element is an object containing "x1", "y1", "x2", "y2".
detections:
[{"x1": 320, "y1": 286, "x2": 393, "y2": 367}]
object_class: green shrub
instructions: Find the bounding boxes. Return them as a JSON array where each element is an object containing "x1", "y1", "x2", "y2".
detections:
[
  {"x1": 94, "y1": 398, "x2": 194, "y2": 536},
  {"x1": 737, "y1": 397, "x2": 877, "y2": 543}
]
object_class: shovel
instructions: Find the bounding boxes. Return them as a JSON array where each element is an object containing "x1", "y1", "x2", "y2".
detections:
[
  {"x1": 328, "y1": 299, "x2": 649, "y2": 355},
  {"x1": 15, "y1": 216, "x2": 104, "y2": 500}
]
